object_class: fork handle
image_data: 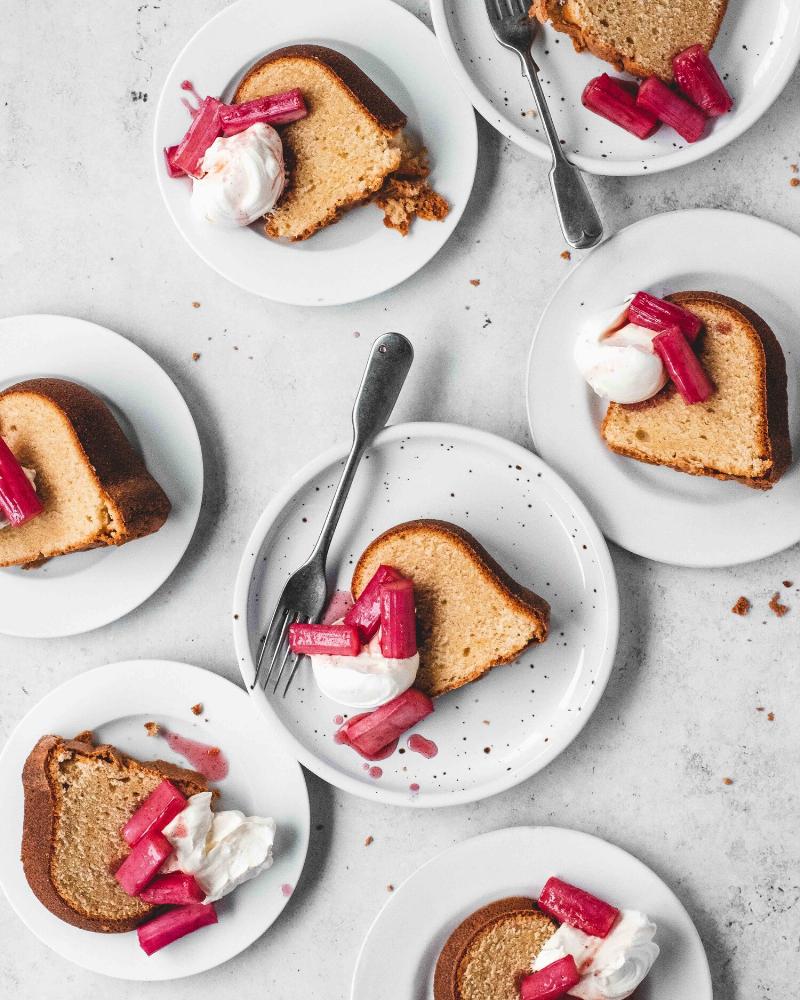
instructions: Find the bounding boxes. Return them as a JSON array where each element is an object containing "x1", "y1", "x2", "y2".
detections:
[
  {"x1": 311, "y1": 332, "x2": 414, "y2": 561},
  {"x1": 518, "y1": 48, "x2": 603, "y2": 250}
]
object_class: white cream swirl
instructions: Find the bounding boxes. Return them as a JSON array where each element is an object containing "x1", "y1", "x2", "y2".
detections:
[
  {"x1": 191, "y1": 122, "x2": 285, "y2": 227},
  {"x1": 533, "y1": 910, "x2": 659, "y2": 1000}
]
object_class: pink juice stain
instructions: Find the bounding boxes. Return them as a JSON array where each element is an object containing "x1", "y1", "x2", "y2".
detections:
[
  {"x1": 161, "y1": 730, "x2": 229, "y2": 781},
  {"x1": 409, "y1": 782, "x2": 420, "y2": 794},
  {"x1": 179, "y1": 80, "x2": 203, "y2": 117},
  {"x1": 333, "y1": 714, "x2": 344, "y2": 725},
  {"x1": 281, "y1": 883, "x2": 293, "y2": 897},
  {"x1": 407, "y1": 734, "x2": 438, "y2": 759},
  {"x1": 323, "y1": 590, "x2": 355, "y2": 625},
  {"x1": 368, "y1": 766, "x2": 383, "y2": 779}
]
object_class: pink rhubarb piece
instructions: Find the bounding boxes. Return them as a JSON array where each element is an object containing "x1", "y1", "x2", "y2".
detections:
[
  {"x1": 344, "y1": 565, "x2": 404, "y2": 641},
  {"x1": 137, "y1": 902, "x2": 218, "y2": 956},
  {"x1": 115, "y1": 831, "x2": 173, "y2": 897},
  {"x1": 337, "y1": 688, "x2": 433, "y2": 758},
  {"x1": 581, "y1": 74, "x2": 660, "y2": 139},
  {"x1": 139, "y1": 871, "x2": 204, "y2": 905},
  {"x1": 379, "y1": 578, "x2": 418, "y2": 659},
  {"x1": 171, "y1": 96, "x2": 223, "y2": 178},
  {"x1": 122, "y1": 779, "x2": 187, "y2": 846},
  {"x1": 538, "y1": 876, "x2": 619, "y2": 938},
  {"x1": 219, "y1": 88, "x2": 307, "y2": 135},
  {"x1": 673, "y1": 45, "x2": 733, "y2": 117},
  {"x1": 0, "y1": 438, "x2": 43, "y2": 527},
  {"x1": 636, "y1": 77, "x2": 707, "y2": 143},
  {"x1": 519, "y1": 955, "x2": 581, "y2": 1000},
  {"x1": 653, "y1": 325, "x2": 714, "y2": 404},
  {"x1": 288, "y1": 622, "x2": 361, "y2": 656},
  {"x1": 628, "y1": 291, "x2": 703, "y2": 342}
]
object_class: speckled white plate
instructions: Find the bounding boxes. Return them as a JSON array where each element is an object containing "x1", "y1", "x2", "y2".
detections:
[
  {"x1": 430, "y1": 0, "x2": 800, "y2": 176},
  {"x1": 233, "y1": 422, "x2": 618, "y2": 808},
  {"x1": 527, "y1": 209, "x2": 800, "y2": 567},
  {"x1": 351, "y1": 826, "x2": 712, "y2": 1000},
  {"x1": 153, "y1": 0, "x2": 477, "y2": 305},
  {"x1": 0, "y1": 315, "x2": 202, "y2": 637},
  {"x1": 0, "y1": 660, "x2": 309, "y2": 981}
]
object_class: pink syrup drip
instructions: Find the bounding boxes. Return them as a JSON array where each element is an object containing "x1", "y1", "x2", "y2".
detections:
[
  {"x1": 161, "y1": 729, "x2": 229, "y2": 781},
  {"x1": 333, "y1": 714, "x2": 344, "y2": 725},
  {"x1": 281, "y1": 883, "x2": 293, "y2": 897},
  {"x1": 179, "y1": 80, "x2": 203, "y2": 117},
  {"x1": 409, "y1": 783, "x2": 420, "y2": 793},
  {"x1": 407, "y1": 734, "x2": 438, "y2": 759},
  {"x1": 334, "y1": 714, "x2": 398, "y2": 761},
  {"x1": 322, "y1": 590, "x2": 355, "y2": 625},
  {"x1": 368, "y1": 766, "x2": 383, "y2": 779}
]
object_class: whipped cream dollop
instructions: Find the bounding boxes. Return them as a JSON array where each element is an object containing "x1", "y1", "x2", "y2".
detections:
[
  {"x1": 163, "y1": 792, "x2": 276, "y2": 903},
  {"x1": 533, "y1": 910, "x2": 659, "y2": 1000},
  {"x1": 0, "y1": 457, "x2": 36, "y2": 530},
  {"x1": 311, "y1": 620, "x2": 419, "y2": 709},
  {"x1": 191, "y1": 123, "x2": 285, "y2": 227},
  {"x1": 574, "y1": 302, "x2": 667, "y2": 404}
]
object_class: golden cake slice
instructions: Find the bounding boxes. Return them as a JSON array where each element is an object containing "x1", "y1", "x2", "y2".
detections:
[
  {"x1": 351, "y1": 520, "x2": 550, "y2": 698},
  {"x1": 530, "y1": 0, "x2": 728, "y2": 81},
  {"x1": 21, "y1": 734, "x2": 208, "y2": 933},
  {"x1": 0, "y1": 378, "x2": 170, "y2": 567},
  {"x1": 601, "y1": 292, "x2": 791, "y2": 489},
  {"x1": 234, "y1": 44, "x2": 448, "y2": 240}
]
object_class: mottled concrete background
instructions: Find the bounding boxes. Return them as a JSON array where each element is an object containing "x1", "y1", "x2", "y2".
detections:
[{"x1": 1, "y1": 2, "x2": 798, "y2": 997}]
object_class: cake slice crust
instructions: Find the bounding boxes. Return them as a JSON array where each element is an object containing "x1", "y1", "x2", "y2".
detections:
[
  {"x1": 351, "y1": 520, "x2": 550, "y2": 698},
  {"x1": 21, "y1": 734, "x2": 208, "y2": 933},
  {"x1": 0, "y1": 379, "x2": 170, "y2": 568},
  {"x1": 601, "y1": 292, "x2": 791, "y2": 489},
  {"x1": 530, "y1": 0, "x2": 728, "y2": 81}
]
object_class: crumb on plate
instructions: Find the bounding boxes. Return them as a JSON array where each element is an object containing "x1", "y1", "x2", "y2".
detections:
[
  {"x1": 731, "y1": 596, "x2": 751, "y2": 616},
  {"x1": 560, "y1": 250, "x2": 571, "y2": 261},
  {"x1": 191, "y1": 703, "x2": 203, "y2": 715},
  {"x1": 144, "y1": 721, "x2": 160, "y2": 736},
  {"x1": 769, "y1": 592, "x2": 789, "y2": 617},
  {"x1": 191, "y1": 352, "x2": 201, "y2": 361}
]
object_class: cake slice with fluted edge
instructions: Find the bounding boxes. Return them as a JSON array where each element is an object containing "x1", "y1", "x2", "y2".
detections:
[
  {"x1": 351, "y1": 520, "x2": 550, "y2": 698},
  {"x1": 530, "y1": 0, "x2": 728, "y2": 82},
  {"x1": 601, "y1": 292, "x2": 791, "y2": 489}
]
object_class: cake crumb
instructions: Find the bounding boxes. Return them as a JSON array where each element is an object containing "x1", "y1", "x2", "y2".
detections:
[
  {"x1": 791, "y1": 178, "x2": 800, "y2": 188},
  {"x1": 144, "y1": 721, "x2": 160, "y2": 736},
  {"x1": 782, "y1": 580, "x2": 793, "y2": 588},
  {"x1": 469, "y1": 279, "x2": 481, "y2": 287},
  {"x1": 191, "y1": 703, "x2": 203, "y2": 715},
  {"x1": 191, "y1": 301, "x2": 201, "y2": 308},
  {"x1": 731, "y1": 596, "x2": 751, "y2": 616},
  {"x1": 769, "y1": 592, "x2": 789, "y2": 617},
  {"x1": 722, "y1": 777, "x2": 734, "y2": 786},
  {"x1": 767, "y1": 711, "x2": 775, "y2": 721},
  {"x1": 791, "y1": 164, "x2": 799, "y2": 173},
  {"x1": 386, "y1": 884, "x2": 394, "y2": 892},
  {"x1": 560, "y1": 250, "x2": 571, "y2": 261},
  {"x1": 191, "y1": 352, "x2": 201, "y2": 361},
  {"x1": 364, "y1": 835, "x2": 374, "y2": 847}
]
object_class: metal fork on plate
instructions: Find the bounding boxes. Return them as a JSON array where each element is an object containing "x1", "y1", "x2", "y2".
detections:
[
  {"x1": 483, "y1": 0, "x2": 603, "y2": 249},
  {"x1": 252, "y1": 332, "x2": 414, "y2": 697}
]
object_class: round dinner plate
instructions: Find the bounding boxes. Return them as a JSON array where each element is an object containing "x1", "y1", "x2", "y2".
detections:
[
  {"x1": 0, "y1": 660, "x2": 310, "y2": 981},
  {"x1": 233, "y1": 422, "x2": 618, "y2": 808},
  {"x1": 351, "y1": 826, "x2": 712, "y2": 1000},
  {"x1": 527, "y1": 209, "x2": 800, "y2": 567},
  {"x1": 154, "y1": 0, "x2": 477, "y2": 305},
  {"x1": 0, "y1": 315, "x2": 202, "y2": 637},
  {"x1": 430, "y1": 0, "x2": 800, "y2": 176}
]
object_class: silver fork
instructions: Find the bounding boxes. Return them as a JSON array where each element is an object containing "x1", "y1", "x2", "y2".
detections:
[
  {"x1": 483, "y1": 0, "x2": 603, "y2": 249},
  {"x1": 251, "y1": 332, "x2": 414, "y2": 697}
]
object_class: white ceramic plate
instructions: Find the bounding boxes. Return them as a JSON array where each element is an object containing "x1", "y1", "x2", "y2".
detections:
[
  {"x1": 0, "y1": 660, "x2": 309, "y2": 981},
  {"x1": 233, "y1": 422, "x2": 618, "y2": 808},
  {"x1": 0, "y1": 315, "x2": 202, "y2": 637},
  {"x1": 351, "y1": 826, "x2": 712, "y2": 1000},
  {"x1": 527, "y1": 209, "x2": 800, "y2": 567},
  {"x1": 430, "y1": 0, "x2": 800, "y2": 176},
  {"x1": 153, "y1": 0, "x2": 477, "y2": 306}
]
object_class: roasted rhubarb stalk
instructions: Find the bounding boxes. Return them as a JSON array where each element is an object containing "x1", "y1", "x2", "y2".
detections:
[
  {"x1": 519, "y1": 955, "x2": 581, "y2": 1000},
  {"x1": 673, "y1": 45, "x2": 733, "y2": 117},
  {"x1": 219, "y1": 89, "x2": 307, "y2": 135},
  {"x1": 636, "y1": 77, "x2": 707, "y2": 143},
  {"x1": 172, "y1": 96, "x2": 223, "y2": 177},
  {"x1": 337, "y1": 688, "x2": 433, "y2": 758},
  {"x1": 653, "y1": 326, "x2": 714, "y2": 404},
  {"x1": 288, "y1": 622, "x2": 361, "y2": 656},
  {"x1": 115, "y1": 831, "x2": 172, "y2": 896},
  {"x1": 379, "y1": 578, "x2": 417, "y2": 659},
  {"x1": 137, "y1": 903, "x2": 218, "y2": 956},
  {"x1": 345, "y1": 564, "x2": 404, "y2": 641},
  {"x1": 628, "y1": 291, "x2": 703, "y2": 342},
  {"x1": 163, "y1": 145, "x2": 185, "y2": 178},
  {"x1": 582, "y1": 74, "x2": 660, "y2": 139},
  {"x1": 122, "y1": 779, "x2": 187, "y2": 846},
  {"x1": 139, "y1": 872, "x2": 205, "y2": 905},
  {"x1": 0, "y1": 438, "x2": 42, "y2": 527},
  {"x1": 538, "y1": 876, "x2": 619, "y2": 938}
]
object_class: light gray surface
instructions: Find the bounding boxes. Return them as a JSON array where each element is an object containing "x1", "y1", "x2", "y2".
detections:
[{"x1": 1, "y1": 1, "x2": 798, "y2": 997}]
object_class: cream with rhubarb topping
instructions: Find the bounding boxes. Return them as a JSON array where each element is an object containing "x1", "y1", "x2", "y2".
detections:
[
  {"x1": 162, "y1": 792, "x2": 276, "y2": 903},
  {"x1": 310, "y1": 619, "x2": 419, "y2": 709},
  {"x1": 574, "y1": 301, "x2": 667, "y2": 404},
  {"x1": 191, "y1": 122, "x2": 285, "y2": 227},
  {"x1": 531, "y1": 911, "x2": 659, "y2": 1000}
]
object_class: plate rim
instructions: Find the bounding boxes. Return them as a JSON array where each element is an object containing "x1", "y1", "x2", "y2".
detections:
[
  {"x1": 350, "y1": 824, "x2": 713, "y2": 1000},
  {"x1": 428, "y1": 0, "x2": 800, "y2": 177},
  {"x1": 152, "y1": 0, "x2": 478, "y2": 306},
  {"x1": 233, "y1": 420, "x2": 619, "y2": 808},
  {"x1": 0, "y1": 658, "x2": 310, "y2": 981},
  {"x1": 0, "y1": 314, "x2": 203, "y2": 637},
  {"x1": 525, "y1": 207, "x2": 800, "y2": 567}
]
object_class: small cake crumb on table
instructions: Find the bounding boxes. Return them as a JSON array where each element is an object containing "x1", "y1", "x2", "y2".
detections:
[
  {"x1": 191, "y1": 703, "x2": 203, "y2": 715},
  {"x1": 722, "y1": 777, "x2": 734, "y2": 785},
  {"x1": 560, "y1": 250, "x2": 571, "y2": 260},
  {"x1": 769, "y1": 592, "x2": 789, "y2": 617},
  {"x1": 191, "y1": 352, "x2": 201, "y2": 361},
  {"x1": 731, "y1": 596, "x2": 751, "y2": 616},
  {"x1": 364, "y1": 835, "x2": 374, "y2": 847},
  {"x1": 144, "y1": 721, "x2": 160, "y2": 736},
  {"x1": 469, "y1": 279, "x2": 481, "y2": 287}
]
